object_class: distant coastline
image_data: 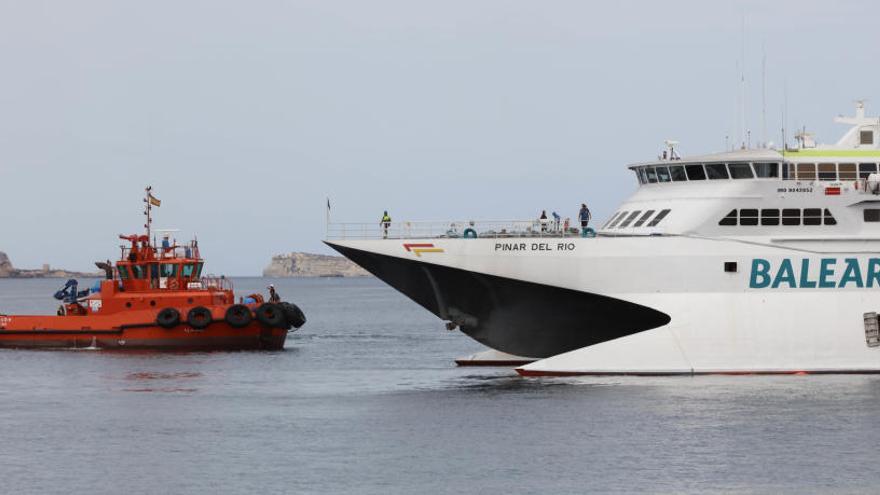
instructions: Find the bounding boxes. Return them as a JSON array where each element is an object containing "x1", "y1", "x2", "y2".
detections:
[
  {"x1": 0, "y1": 251, "x2": 101, "y2": 279},
  {"x1": 263, "y1": 252, "x2": 370, "y2": 278}
]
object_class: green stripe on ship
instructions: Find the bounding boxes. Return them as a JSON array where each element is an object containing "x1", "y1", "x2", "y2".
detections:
[{"x1": 782, "y1": 149, "x2": 880, "y2": 158}]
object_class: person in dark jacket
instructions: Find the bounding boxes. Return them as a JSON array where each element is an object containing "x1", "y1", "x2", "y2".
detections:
[
  {"x1": 268, "y1": 284, "x2": 281, "y2": 303},
  {"x1": 578, "y1": 203, "x2": 592, "y2": 236}
]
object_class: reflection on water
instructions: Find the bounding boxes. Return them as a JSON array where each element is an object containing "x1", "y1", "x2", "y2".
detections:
[{"x1": 0, "y1": 278, "x2": 878, "y2": 494}]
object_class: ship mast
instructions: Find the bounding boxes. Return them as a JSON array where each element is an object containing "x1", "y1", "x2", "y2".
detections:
[{"x1": 144, "y1": 186, "x2": 153, "y2": 243}]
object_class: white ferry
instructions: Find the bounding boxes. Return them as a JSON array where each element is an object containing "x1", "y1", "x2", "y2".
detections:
[{"x1": 327, "y1": 102, "x2": 880, "y2": 376}]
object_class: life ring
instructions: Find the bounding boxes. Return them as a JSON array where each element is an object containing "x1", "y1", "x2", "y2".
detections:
[
  {"x1": 463, "y1": 228, "x2": 477, "y2": 239},
  {"x1": 156, "y1": 307, "x2": 181, "y2": 329},
  {"x1": 584, "y1": 227, "x2": 596, "y2": 238},
  {"x1": 225, "y1": 304, "x2": 253, "y2": 328},
  {"x1": 255, "y1": 303, "x2": 286, "y2": 328},
  {"x1": 187, "y1": 306, "x2": 213, "y2": 329}
]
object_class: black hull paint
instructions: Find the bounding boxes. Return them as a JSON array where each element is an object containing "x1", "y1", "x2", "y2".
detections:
[{"x1": 327, "y1": 243, "x2": 671, "y2": 358}]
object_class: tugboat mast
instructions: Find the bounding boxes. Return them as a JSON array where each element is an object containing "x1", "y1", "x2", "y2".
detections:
[{"x1": 143, "y1": 186, "x2": 161, "y2": 243}]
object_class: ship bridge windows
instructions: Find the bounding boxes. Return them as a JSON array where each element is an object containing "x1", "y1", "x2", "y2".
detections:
[
  {"x1": 160, "y1": 264, "x2": 178, "y2": 278},
  {"x1": 645, "y1": 168, "x2": 658, "y2": 183},
  {"x1": 685, "y1": 164, "x2": 706, "y2": 180},
  {"x1": 117, "y1": 266, "x2": 130, "y2": 280},
  {"x1": 131, "y1": 265, "x2": 147, "y2": 279},
  {"x1": 656, "y1": 167, "x2": 671, "y2": 182},
  {"x1": 754, "y1": 163, "x2": 780, "y2": 178},
  {"x1": 728, "y1": 163, "x2": 754, "y2": 179},
  {"x1": 818, "y1": 163, "x2": 836, "y2": 181},
  {"x1": 797, "y1": 163, "x2": 817, "y2": 180},
  {"x1": 670, "y1": 166, "x2": 687, "y2": 181},
  {"x1": 705, "y1": 163, "x2": 729, "y2": 180},
  {"x1": 719, "y1": 208, "x2": 837, "y2": 226},
  {"x1": 860, "y1": 163, "x2": 878, "y2": 178},
  {"x1": 839, "y1": 163, "x2": 857, "y2": 180}
]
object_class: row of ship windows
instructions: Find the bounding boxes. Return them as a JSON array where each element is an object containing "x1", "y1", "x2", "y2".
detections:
[
  {"x1": 635, "y1": 162, "x2": 880, "y2": 184},
  {"x1": 603, "y1": 209, "x2": 671, "y2": 229},
  {"x1": 718, "y1": 208, "x2": 837, "y2": 226}
]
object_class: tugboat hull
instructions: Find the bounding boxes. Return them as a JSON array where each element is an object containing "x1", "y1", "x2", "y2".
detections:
[{"x1": 0, "y1": 315, "x2": 288, "y2": 350}]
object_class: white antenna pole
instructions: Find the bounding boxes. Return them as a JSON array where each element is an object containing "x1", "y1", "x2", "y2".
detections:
[
  {"x1": 740, "y1": 14, "x2": 747, "y2": 149},
  {"x1": 761, "y1": 44, "x2": 767, "y2": 148}
]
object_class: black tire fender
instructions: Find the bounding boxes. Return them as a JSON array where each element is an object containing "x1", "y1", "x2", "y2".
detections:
[
  {"x1": 225, "y1": 304, "x2": 253, "y2": 328},
  {"x1": 156, "y1": 308, "x2": 180, "y2": 329},
  {"x1": 280, "y1": 302, "x2": 306, "y2": 329},
  {"x1": 187, "y1": 306, "x2": 213, "y2": 329},
  {"x1": 255, "y1": 303, "x2": 286, "y2": 328}
]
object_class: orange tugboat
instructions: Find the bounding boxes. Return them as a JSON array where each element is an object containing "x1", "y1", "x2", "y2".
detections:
[{"x1": 0, "y1": 187, "x2": 305, "y2": 350}]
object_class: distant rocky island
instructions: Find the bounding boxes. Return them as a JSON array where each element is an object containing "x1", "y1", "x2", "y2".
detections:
[
  {"x1": 263, "y1": 252, "x2": 370, "y2": 278},
  {"x1": 0, "y1": 251, "x2": 101, "y2": 279}
]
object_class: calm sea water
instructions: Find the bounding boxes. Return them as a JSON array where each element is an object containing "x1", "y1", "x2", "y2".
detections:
[{"x1": 0, "y1": 277, "x2": 879, "y2": 494}]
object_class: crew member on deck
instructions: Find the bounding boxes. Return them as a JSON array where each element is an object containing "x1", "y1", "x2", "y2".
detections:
[
  {"x1": 539, "y1": 210, "x2": 549, "y2": 233},
  {"x1": 380, "y1": 211, "x2": 392, "y2": 239},
  {"x1": 578, "y1": 203, "x2": 592, "y2": 236},
  {"x1": 268, "y1": 284, "x2": 281, "y2": 303}
]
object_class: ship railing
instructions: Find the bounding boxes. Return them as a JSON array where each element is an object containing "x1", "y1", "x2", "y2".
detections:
[
  {"x1": 326, "y1": 220, "x2": 590, "y2": 240},
  {"x1": 198, "y1": 276, "x2": 233, "y2": 291}
]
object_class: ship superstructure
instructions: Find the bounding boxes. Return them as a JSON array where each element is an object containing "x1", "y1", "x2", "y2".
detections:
[{"x1": 327, "y1": 102, "x2": 880, "y2": 375}]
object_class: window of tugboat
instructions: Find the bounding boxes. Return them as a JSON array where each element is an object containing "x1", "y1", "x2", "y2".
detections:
[
  {"x1": 181, "y1": 263, "x2": 195, "y2": 277},
  {"x1": 796, "y1": 163, "x2": 816, "y2": 180},
  {"x1": 728, "y1": 163, "x2": 754, "y2": 179},
  {"x1": 150, "y1": 264, "x2": 159, "y2": 280},
  {"x1": 719, "y1": 209, "x2": 737, "y2": 226},
  {"x1": 618, "y1": 211, "x2": 642, "y2": 228},
  {"x1": 838, "y1": 163, "x2": 857, "y2": 180},
  {"x1": 634, "y1": 210, "x2": 655, "y2": 227},
  {"x1": 817, "y1": 163, "x2": 836, "y2": 181},
  {"x1": 705, "y1": 163, "x2": 729, "y2": 179},
  {"x1": 824, "y1": 209, "x2": 837, "y2": 225},
  {"x1": 645, "y1": 168, "x2": 658, "y2": 183},
  {"x1": 160, "y1": 263, "x2": 178, "y2": 277},
  {"x1": 131, "y1": 264, "x2": 146, "y2": 279},
  {"x1": 669, "y1": 166, "x2": 687, "y2": 181},
  {"x1": 782, "y1": 208, "x2": 801, "y2": 226},
  {"x1": 656, "y1": 167, "x2": 671, "y2": 183},
  {"x1": 195, "y1": 262, "x2": 205, "y2": 278},
  {"x1": 859, "y1": 163, "x2": 878, "y2": 178},
  {"x1": 647, "y1": 209, "x2": 670, "y2": 227},
  {"x1": 861, "y1": 129, "x2": 874, "y2": 145},
  {"x1": 753, "y1": 162, "x2": 779, "y2": 178},
  {"x1": 864, "y1": 209, "x2": 880, "y2": 222},
  {"x1": 685, "y1": 164, "x2": 706, "y2": 180},
  {"x1": 117, "y1": 265, "x2": 130, "y2": 279},
  {"x1": 803, "y1": 208, "x2": 822, "y2": 225},
  {"x1": 761, "y1": 209, "x2": 780, "y2": 226},
  {"x1": 739, "y1": 209, "x2": 759, "y2": 225}
]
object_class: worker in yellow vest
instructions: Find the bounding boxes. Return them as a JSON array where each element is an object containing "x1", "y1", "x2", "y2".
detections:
[{"x1": 380, "y1": 211, "x2": 392, "y2": 239}]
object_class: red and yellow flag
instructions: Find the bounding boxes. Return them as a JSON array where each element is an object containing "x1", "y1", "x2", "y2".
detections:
[{"x1": 148, "y1": 193, "x2": 161, "y2": 207}]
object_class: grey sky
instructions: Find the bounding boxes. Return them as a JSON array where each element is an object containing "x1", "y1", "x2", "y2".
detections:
[{"x1": 0, "y1": 0, "x2": 877, "y2": 275}]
